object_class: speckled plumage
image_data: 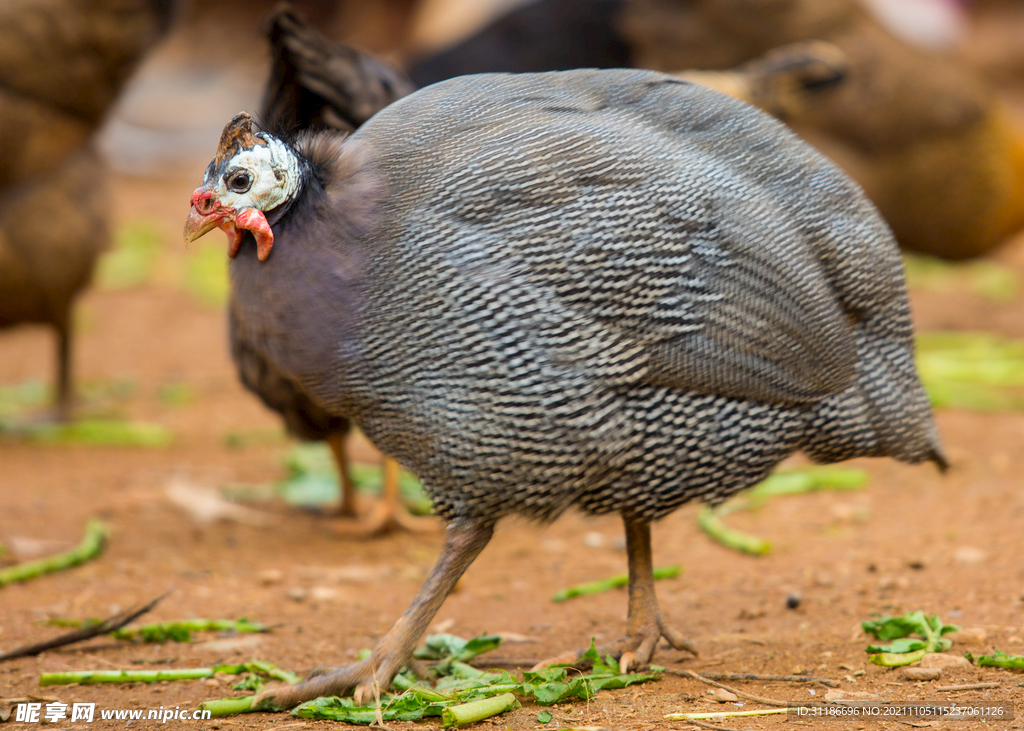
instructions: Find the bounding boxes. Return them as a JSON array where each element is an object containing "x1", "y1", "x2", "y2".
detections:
[{"x1": 227, "y1": 69, "x2": 944, "y2": 528}]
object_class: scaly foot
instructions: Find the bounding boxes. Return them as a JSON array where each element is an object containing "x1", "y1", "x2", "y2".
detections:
[
  {"x1": 253, "y1": 655, "x2": 400, "y2": 711},
  {"x1": 330, "y1": 454, "x2": 438, "y2": 537},
  {"x1": 534, "y1": 515, "x2": 698, "y2": 673},
  {"x1": 532, "y1": 610, "x2": 697, "y2": 672}
]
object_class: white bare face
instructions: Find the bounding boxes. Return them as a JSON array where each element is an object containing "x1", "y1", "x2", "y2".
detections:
[{"x1": 205, "y1": 136, "x2": 301, "y2": 213}]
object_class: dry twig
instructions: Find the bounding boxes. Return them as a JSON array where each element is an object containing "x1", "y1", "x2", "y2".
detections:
[
  {"x1": 700, "y1": 671, "x2": 839, "y2": 688},
  {"x1": 935, "y1": 682, "x2": 1000, "y2": 691},
  {"x1": 668, "y1": 669, "x2": 791, "y2": 707},
  {"x1": 0, "y1": 590, "x2": 170, "y2": 661}
]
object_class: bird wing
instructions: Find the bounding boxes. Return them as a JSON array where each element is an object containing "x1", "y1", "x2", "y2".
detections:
[
  {"x1": 261, "y1": 5, "x2": 416, "y2": 134},
  {"x1": 366, "y1": 71, "x2": 905, "y2": 407}
]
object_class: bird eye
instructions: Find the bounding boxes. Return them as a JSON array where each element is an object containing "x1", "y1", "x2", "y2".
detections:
[{"x1": 227, "y1": 170, "x2": 252, "y2": 193}]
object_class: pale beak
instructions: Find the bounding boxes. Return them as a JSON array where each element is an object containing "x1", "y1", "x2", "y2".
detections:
[
  {"x1": 183, "y1": 186, "x2": 275, "y2": 261},
  {"x1": 184, "y1": 187, "x2": 232, "y2": 245}
]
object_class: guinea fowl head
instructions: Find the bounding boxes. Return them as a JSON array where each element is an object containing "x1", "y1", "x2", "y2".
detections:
[{"x1": 183, "y1": 112, "x2": 302, "y2": 261}]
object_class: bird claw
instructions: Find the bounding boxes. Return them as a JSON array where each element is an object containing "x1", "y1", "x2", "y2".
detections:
[
  {"x1": 252, "y1": 656, "x2": 401, "y2": 711},
  {"x1": 331, "y1": 499, "x2": 439, "y2": 538},
  {"x1": 530, "y1": 614, "x2": 696, "y2": 673}
]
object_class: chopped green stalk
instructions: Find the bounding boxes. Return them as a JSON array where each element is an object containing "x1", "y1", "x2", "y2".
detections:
[
  {"x1": 697, "y1": 506, "x2": 771, "y2": 556},
  {"x1": 445, "y1": 661, "x2": 487, "y2": 679},
  {"x1": 870, "y1": 649, "x2": 928, "y2": 667},
  {"x1": 0, "y1": 520, "x2": 108, "y2": 588},
  {"x1": 699, "y1": 467, "x2": 869, "y2": 555},
  {"x1": 111, "y1": 618, "x2": 267, "y2": 643},
  {"x1": 41, "y1": 668, "x2": 213, "y2": 685},
  {"x1": 40, "y1": 660, "x2": 299, "y2": 689},
  {"x1": 242, "y1": 659, "x2": 301, "y2": 685},
  {"x1": 552, "y1": 565, "x2": 681, "y2": 602},
  {"x1": 197, "y1": 696, "x2": 258, "y2": 717},
  {"x1": 440, "y1": 693, "x2": 519, "y2": 728},
  {"x1": 967, "y1": 651, "x2": 1024, "y2": 670},
  {"x1": 665, "y1": 708, "x2": 790, "y2": 720},
  {"x1": 745, "y1": 467, "x2": 869, "y2": 504}
]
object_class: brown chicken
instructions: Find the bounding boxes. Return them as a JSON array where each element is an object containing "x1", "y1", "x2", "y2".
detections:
[
  {"x1": 621, "y1": 0, "x2": 1024, "y2": 261},
  {"x1": 0, "y1": 0, "x2": 176, "y2": 419}
]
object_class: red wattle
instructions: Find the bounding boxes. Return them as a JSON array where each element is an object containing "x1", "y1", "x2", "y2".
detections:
[
  {"x1": 235, "y1": 208, "x2": 275, "y2": 261},
  {"x1": 220, "y1": 221, "x2": 245, "y2": 258}
]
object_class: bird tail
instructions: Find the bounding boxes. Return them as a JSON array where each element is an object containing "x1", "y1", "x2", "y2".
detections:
[
  {"x1": 802, "y1": 314, "x2": 947, "y2": 471},
  {"x1": 260, "y1": 3, "x2": 416, "y2": 134}
]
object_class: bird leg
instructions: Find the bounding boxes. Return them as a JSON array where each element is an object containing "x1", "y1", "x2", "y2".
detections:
[
  {"x1": 358, "y1": 457, "x2": 439, "y2": 534},
  {"x1": 253, "y1": 519, "x2": 494, "y2": 711},
  {"x1": 55, "y1": 323, "x2": 72, "y2": 422},
  {"x1": 327, "y1": 431, "x2": 359, "y2": 518},
  {"x1": 532, "y1": 515, "x2": 697, "y2": 672},
  {"x1": 328, "y1": 433, "x2": 438, "y2": 535}
]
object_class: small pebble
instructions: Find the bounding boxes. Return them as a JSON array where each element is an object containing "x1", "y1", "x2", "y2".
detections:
[
  {"x1": 825, "y1": 690, "x2": 879, "y2": 702},
  {"x1": 583, "y1": 532, "x2": 606, "y2": 548},
  {"x1": 286, "y1": 587, "x2": 308, "y2": 602},
  {"x1": 902, "y1": 667, "x2": 941, "y2": 681},
  {"x1": 786, "y1": 594, "x2": 802, "y2": 609},
  {"x1": 310, "y1": 586, "x2": 341, "y2": 601},
  {"x1": 709, "y1": 689, "x2": 738, "y2": 703},
  {"x1": 920, "y1": 653, "x2": 972, "y2": 670},
  {"x1": 953, "y1": 546, "x2": 987, "y2": 565},
  {"x1": 259, "y1": 568, "x2": 284, "y2": 585}
]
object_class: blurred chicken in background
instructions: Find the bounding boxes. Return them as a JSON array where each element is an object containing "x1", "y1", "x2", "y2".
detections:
[
  {"x1": 0, "y1": 0, "x2": 178, "y2": 420},
  {"x1": 406, "y1": 0, "x2": 1024, "y2": 262}
]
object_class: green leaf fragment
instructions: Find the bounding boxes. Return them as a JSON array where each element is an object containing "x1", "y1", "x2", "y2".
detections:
[
  {"x1": 277, "y1": 443, "x2": 432, "y2": 513},
  {"x1": 414, "y1": 633, "x2": 503, "y2": 663},
  {"x1": 862, "y1": 612, "x2": 959, "y2": 665},
  {"x1": 537, "y1": 710, "x2": 553, "y2": 723},
  {"x1": 23, "y1": 419, "x2": 173, "y2": 447}
]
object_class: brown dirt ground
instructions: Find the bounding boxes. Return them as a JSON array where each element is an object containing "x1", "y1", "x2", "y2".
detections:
[{"x1": 5, "y1": 56, "x2": 1024, "y2": 731}]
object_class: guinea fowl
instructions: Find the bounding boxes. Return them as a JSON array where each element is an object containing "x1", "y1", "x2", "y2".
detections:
[
  {"x1": 184, "y1": 69, "x2": 945, "y2": 710},
  {"x1": 248, "y1": 5, "x2": 423, "y2": 533},
  {"x1": 0, "y1": 0, "x2": 177, "y2": 419}
]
